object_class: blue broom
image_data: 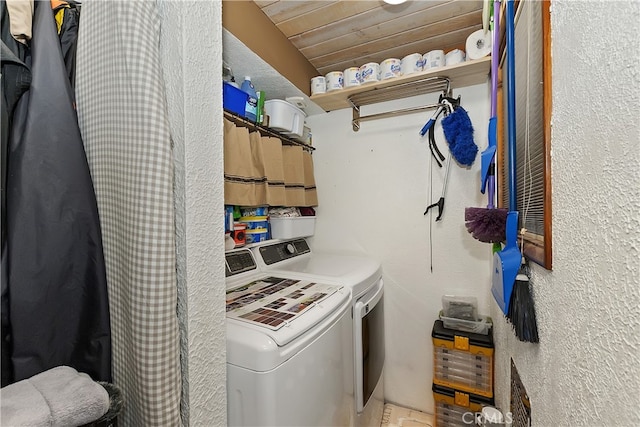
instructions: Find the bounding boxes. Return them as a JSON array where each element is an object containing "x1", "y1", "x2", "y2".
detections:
[
  {"x1": 491, "y1": 0, "x2": 521, "y2": 315},
  {"x1": 503, "y1": 0, "x2": 540, "y2": 343},
  {"x1": 508, "y1": 260, "x2": 540, "y2": 343}
]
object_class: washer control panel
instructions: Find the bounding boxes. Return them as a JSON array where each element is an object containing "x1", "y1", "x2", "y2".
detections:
[
  {"x1": 225, "y1": 249, "x2": 257, "y2": 277},
  {"x1": 259, "y1": 239, "x2": 310, "y2": 265}
]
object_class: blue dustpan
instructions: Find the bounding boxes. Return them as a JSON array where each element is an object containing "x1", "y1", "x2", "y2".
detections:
[
  {"x1": 492, "y1": 0, "x2": 521, "y2": 314},
  {"x1": 492, "y1": 211, "x2": 521, "y2": 314}
]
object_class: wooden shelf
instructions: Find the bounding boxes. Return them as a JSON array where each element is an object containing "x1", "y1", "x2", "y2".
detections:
[{"x1": 310, "y1": 56, "x2": 491, "y2": 112}]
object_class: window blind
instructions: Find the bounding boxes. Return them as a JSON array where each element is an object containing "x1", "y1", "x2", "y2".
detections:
[{"x1": 501, "y1": 0, "x2": 548, "y2": 259}]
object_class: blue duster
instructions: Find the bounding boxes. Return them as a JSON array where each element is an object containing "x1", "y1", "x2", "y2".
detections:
[{"x1": 442, "y1": 106, "x2": 478, "y2": 167}]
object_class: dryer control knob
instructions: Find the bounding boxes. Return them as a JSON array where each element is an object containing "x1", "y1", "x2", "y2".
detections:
[{"x1": 285, "y1": 243, "x2": 296, "y2": 254}]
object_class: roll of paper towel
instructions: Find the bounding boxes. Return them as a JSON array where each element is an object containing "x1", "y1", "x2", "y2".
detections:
[{"x1": 466, "y1": 29, "x2": 492, "y2": 60}]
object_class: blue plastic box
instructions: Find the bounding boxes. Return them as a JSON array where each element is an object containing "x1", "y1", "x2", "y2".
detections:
[{"x1": 223, "y1": 82, "x2": 248, "y2": 117}]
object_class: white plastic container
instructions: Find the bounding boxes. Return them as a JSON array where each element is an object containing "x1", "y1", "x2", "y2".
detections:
[
  {"x1": 270, "y1": 216, "x2": 316, "y2": 239},
  {"x1": 289, "y1": 124, "x2": 312, "y2": 144},
  {"x1": 439, "y1": 310, "x2": 492, "y2": 335},
  {"x1": 264, "y1": 99, "x2": 307, "y2": 138}
]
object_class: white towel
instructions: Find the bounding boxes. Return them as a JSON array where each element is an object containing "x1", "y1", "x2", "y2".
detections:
[{"x1": 0, "y1": 366, "x2": 110, "y2": 427}]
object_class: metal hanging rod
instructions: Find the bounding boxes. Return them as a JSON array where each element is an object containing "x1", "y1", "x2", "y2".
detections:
[
  {"x1": 349, "y1": 76, "x2": 451, "y2": 106},
  {"x1": 348, "y1": 76, "x2": 451, "y2": 131},
  {"x1": 223, "y1": 110, "x2": 315, "y2": 151},
  {"x1": 351, "y1": 103, "x2": 443, "y2": 130}
]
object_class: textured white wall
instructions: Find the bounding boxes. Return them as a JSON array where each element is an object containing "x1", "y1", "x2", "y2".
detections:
[
  {"x1": 158, "y1": 1, "x2": 226, "y2": 426},
  {"x1": 155, "y1": 0, "x2": 639, "y2": 423},
  {"x1": 308, "y1": 84, "x2": 493, "y2": 412},
  {"x1": 491, "y1": 1, "x2": 640, "y2": 425}
]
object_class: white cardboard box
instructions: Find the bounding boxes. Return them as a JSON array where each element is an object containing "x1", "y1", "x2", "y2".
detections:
[{"x1": 270, "y1": 216, "x2": 315, "y2": 239}]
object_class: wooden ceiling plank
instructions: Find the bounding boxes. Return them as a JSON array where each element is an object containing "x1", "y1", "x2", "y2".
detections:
[
  {"x1": 310, "y1": 12, "x2": 482, "y2": 70},
  {"x1": 300, "y1": 2, "x2": 482, "y2": 60},
  {"x1": 277, "y1": 1, "x2": 381, "y2": 38},
  {"x1": 260, "y1": 1, "x2": 336, "y2": 24},
  {"x1": 289, "y1": 0, "x2": 451, "y2": 50},
  {"x1": 253, "y1": 0, "x2": 279, "y2": 8},
  {"x1": 317, "y1": 25, "x2": 482, "y2": 74}
]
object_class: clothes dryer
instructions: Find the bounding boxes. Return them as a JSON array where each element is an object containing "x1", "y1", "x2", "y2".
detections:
[{"x1": 252, "y1": 238, "x2": 385, "y2": 427}]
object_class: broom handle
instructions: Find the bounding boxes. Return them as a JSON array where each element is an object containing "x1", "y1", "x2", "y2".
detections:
[
  {"x1": 506, "y1": 0, "x2": 517, "y2": 212},
  {"x1": 487, "y1": 168, "x2": 496, "y2": 209},
  {"x1": 487, "y1": 0, "x2": 500, "y2": 210},
  {"x1": 442, "y1": 151, "x2": 452, "y2": 198},
  {"x1": 505, "y1": 211, "x2": 519, "y2": 249},
  {"x1": 491, "y1": 0, "x2": 500, "y2": 117}
]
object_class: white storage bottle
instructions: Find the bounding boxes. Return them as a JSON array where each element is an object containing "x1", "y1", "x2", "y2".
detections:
[{"x1": 240, "y1": 76, "x2": 258, "y2": 122}]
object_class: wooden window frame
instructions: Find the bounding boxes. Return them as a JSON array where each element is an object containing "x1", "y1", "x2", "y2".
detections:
[{"x1": 497, "y1": 0, "x2": 552, "y2": 270}]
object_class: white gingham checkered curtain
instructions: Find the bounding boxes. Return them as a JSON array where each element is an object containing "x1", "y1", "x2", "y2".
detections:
[{"x1": 75, "y1": 1, "x2": 181, "y2": 425}]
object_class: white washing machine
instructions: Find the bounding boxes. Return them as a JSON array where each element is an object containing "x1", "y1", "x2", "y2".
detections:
[
  {"x1": 251, "y1": 238, "x2": 385, "y2": 427},
  {"x1": 225, "y1": 248, "x2": 354, "y2": 426}
]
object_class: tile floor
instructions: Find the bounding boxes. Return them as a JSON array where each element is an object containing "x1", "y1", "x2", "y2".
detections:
[{"x1": 380, "y1": 403, "x2": 434, "y2": 427}]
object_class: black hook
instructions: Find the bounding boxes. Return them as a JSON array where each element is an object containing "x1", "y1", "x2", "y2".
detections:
[
  {"x1": 439, "y1": 93, "x2": 461, "y2": 108},
  {"x1": 424, "y1": 197, "x2": 445, "y2": 221}
]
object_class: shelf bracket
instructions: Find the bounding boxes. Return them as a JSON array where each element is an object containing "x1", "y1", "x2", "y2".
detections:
[{"x1": 351, "y1": 102, "x2": 361, "y2": 132}]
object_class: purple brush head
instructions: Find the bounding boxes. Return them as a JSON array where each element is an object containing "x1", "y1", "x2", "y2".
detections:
[{"x1": 464, "y1": 206, "x2": 509, "y2": 243}]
